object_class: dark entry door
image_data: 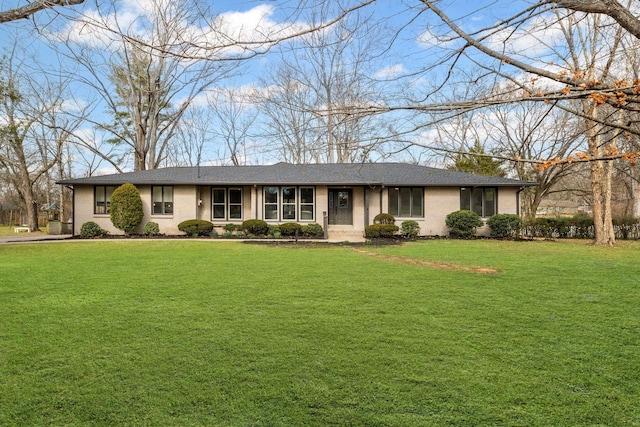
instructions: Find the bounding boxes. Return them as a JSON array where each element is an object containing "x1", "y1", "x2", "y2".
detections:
[{"x1": 328, "y1": 189, "x2": 353, "y2": 225}]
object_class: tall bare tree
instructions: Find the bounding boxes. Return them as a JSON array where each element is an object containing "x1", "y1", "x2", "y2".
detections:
[
  {"x1": 0, "y1": 46, "x2": 81, "y2": 231},
  {"x1": 57, "y1": 0, "x2": 241, "y2": 171},
  {"x1": 259, "y1": 5, "x2": 391, "y2": 164},
  {"x1": 344, "y1": 0, "x2": 640, "y2": 245}
]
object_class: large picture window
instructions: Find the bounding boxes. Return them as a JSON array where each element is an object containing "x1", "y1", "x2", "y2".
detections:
[
  {"x1": 263, "y1": 186, "x2": 315, "y2": 221},
  {"x1": 94, "y1": 185, "x2": 116, "y2": 214},
  {"x1": 460, "y1": 187, "x2": 496, "y2": 217},
  {"x1": 152, "y1": 186, "x2": 173, "y2": 215},
  {"x1": 212, "y1": 188, "x2": 243, "y2": 220},
  {"x1": 388, "y1": 187, "x2": 423, "y2": 218}
]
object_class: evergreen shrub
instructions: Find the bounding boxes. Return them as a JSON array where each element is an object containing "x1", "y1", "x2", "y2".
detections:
[
  {"x1": 445, "y1": 210, "x2": 483, "y2": 238},
  {"x1": 365, "y1": 223, "x2": 399, "y2": 238},
  {"x1": 143, "y1": 222, "x2": 160, "y2": 236},
  {"x1": 110, "y1": 183, "x2": 144, "y2": 234},
  {"x1": 80, "y1": 221, "x2": 106, "y2": 238},
  {"x1": 301, "y1": 223, "x2": 323, "y2": 237},
  {"x1": 178, "y1": 219, "x2": 214, "y2": 236},
  {"x1": 400, "y1": 220, "x2": 420, "y2": 238},
  {"x1": 374, "y1": 213, "x2": 396, "y2": 224},
  {"x1": 279, "y1": 222, "x2": 302, "y2": 236},
  {"x1": 241, "y1": 219, "x2": 269, "y2": 236},
  {"x1": 487, "y1": 214, "x2": 523, "y2": 238}
]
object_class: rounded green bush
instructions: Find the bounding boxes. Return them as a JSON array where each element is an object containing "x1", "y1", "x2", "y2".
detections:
[
  {"x1": 143, "y1": 221, "x2": 160, "y2": 236},
  {"x1": 241, "y1": 219, "x2": 269, "y2": 236},
  {"x1": 301, "y1": 223, "x2": 323, "y2": 237},
  {"x1": 445, "y1": 210, "x2": 483, "y2": 238},
  {"x1": 80, "y1": 221, "x2": 106, "y2": 238},
  {"x1": 365, "y1": 224, "x2": 381, "y2": 238},
  {"x1": 110, "y1": 183, "x2": 144, "y2": 234},
  {"x1": 400, "y1": 220, "x2": 420, "y2": 238},
  {"x1": 374, "y1": 213, "x2": 396, "y2": 224},
  {"x1": 223, "y1": 223, "x2": 237, "y2": 233},
  {"x1": 268, "y1": 225, "x2": 281, "y2": 236},
  {"x1": 365, "y1": 223, "x2": 399, "y2": 238},
  {"x1": 178, "y1": 219, "x2": 214, "y2": 236},
  {"x1": 487, "y1": 214, "x2": 523, "y2": 238},
  {"x1": 279, "y1": 222, "x2": 302, "y2": 236}
]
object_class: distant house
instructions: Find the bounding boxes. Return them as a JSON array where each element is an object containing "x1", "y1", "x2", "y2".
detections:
[
  {"x1": 536, "y1": 199, "x2": 592, "y2": 217},
  {"x1": 58, "y1": 162, "x2": 536, "y2": 240}
]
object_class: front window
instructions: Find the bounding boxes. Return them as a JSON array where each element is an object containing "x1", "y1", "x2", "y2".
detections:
[
  {"x1": 388, "y1": 187, "x2": 423, "y2": 218},
  {"x1": 264, "y1": 187, "x2": 279, "y2": 220},
  {"x1": 281, "y1": 187, "x2": 296, "y2": 220},
  {"x1": 212, "y1": 188, "x2": 243, "y2": 220},
  {"x1": 300, "y1": 187, "x2": 315, "y2": 220},
  {"x1": 263, "y1": 186, "x2": 315, "y2": 221},
  {"x1": 94, "y1": 185, "x2": 115, "y2": 214},
  {"x1": 460, "y1": 187, "x2": 496, "y2": 217},
  {"x1": 152, "y1": 186, "x2": 173, "y2": 215}
]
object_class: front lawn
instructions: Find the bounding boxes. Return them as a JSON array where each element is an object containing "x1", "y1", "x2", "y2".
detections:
[{"x1": 1, "y1": 240, "x2": 638, "y2": 425}]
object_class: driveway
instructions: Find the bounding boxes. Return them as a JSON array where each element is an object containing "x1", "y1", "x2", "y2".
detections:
[{"x1": 0, "y1": 234, "x2": 73, "y2": 244}]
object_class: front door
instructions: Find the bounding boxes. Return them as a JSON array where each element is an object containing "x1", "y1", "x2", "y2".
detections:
[{"x1": 328, "y1": 189, "x2": 353, "y2": 225}]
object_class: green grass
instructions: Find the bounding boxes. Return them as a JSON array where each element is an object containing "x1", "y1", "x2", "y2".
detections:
[{"x1": 1, "y1": 240, "x2": 639, "y2": 426}]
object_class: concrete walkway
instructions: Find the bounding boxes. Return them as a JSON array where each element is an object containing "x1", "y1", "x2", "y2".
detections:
[{"x1": 0, "y1": 234, "x2": 73, "y2": 244}]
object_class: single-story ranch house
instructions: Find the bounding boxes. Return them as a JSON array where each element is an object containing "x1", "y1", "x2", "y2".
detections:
[{"x1": 58, "y1": 162, "x2": 536, "y2": 240}]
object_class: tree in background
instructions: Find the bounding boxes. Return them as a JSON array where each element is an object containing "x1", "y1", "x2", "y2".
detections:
[
  {"x1": 447, "y1": 141, "x2": 506, "y2": 177},
  {"x1": 0, "y1": 44, "x2": 81, "y2": 231},
  {"x1": 259, "y1": 4, "x2": 390, "y2": 163},
  {"x1": 58, "y1": 0, "x2": 241, "y2": 171}
]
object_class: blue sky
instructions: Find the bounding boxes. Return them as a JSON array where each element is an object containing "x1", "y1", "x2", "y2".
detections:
[{"x1": 0, "y1": 0, "x2": 545, "y2": 172}]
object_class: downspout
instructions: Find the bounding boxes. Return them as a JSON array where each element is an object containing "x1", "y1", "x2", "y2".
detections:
[
  {"x1": 364, "y1": 186, "x2": 370, "y2": 227},
  {"x1": 516, "y1": 186, "x2": 524, "y2": 217},
  {"x1": 65, "y1": 185, "x2": 75, "y2": 235},
  {"x1": 254, "y1": 185, "x2": 258, "y2": 219}
]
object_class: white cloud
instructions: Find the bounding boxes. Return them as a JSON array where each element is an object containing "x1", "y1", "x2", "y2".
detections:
[
  {"x1": 54, "y1": 2, "x2": 309, "y2": 58},
  {"x1": 374, "y1": 64, "x2": 405, "y2": 79},
  {"x1": 485, "y1": 14, "x2": 565, "y2": 59}
]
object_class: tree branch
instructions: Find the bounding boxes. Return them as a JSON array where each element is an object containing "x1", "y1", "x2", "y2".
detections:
[
  {"x1": 0, "y1": 0, "x2": 84, "y2": 24},
  {"x1": 553, "y1": 0, "x2": 640, "y2": 40}
]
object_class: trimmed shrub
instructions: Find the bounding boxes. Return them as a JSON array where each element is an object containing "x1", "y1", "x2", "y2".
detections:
[
  {"x1": 374, "y1": 213, "x2": 396, "y2": 224},
  {"x1": 445, "y1": 210, "x2": 483, "y2": 238},
  {"x1": 279, "y1": 222, "x2": 302, "y2": 236},
  {"x1": 223, "y1": 223, "x2": 237, "y2": 233},
  {"x1": 530, "y1": 217, "x2": 570, "y2": 238},
  {"x1": 571, "y1": 214, "x2": 594, "y2": 238},
  {"x1": 241, "y1": 219, "x2": 269, "y2": 236},
  {"x1": 365, "y1": 223, "x2": 399, "y2": 238},
  {"x1": 487, "y1": 214, "x2": 523, "y2": 238},
  {"x1": 110, "y1": 183, "x2": 144, "y2": 234},
  {"x1": 80, "y1": 221, "x2": 106, "y2": 238},
  {"x1": 178, "y1": 219, "x2": 214, "y2": 236},
  {"x1": 400, "y1": 220, "x2": 420, "y2": 238},
  {"x1": 301, "y1": 223, "x2": 323, "y2": 237},
  {"x1": 365, "y1": 224, "x2": 381, "y2": 238},
  {"x1": 613, "y1": 216, "x2": 639, "y2": 240},
  {"x1": 268, "y1": 225, "x2": 281, "y2": 236},
  {"x1": 143, "y1": 222, "x2": 160, "y2": 236}
]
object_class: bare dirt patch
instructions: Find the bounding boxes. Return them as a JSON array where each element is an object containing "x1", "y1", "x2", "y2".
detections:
[{"x1": 352, "y1": 248, "x2": 499, "y2": 274}]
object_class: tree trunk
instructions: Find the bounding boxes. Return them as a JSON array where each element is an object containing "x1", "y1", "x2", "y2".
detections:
[{"x1": 23, "y1": 187, "x2": 40, "y2": 232}]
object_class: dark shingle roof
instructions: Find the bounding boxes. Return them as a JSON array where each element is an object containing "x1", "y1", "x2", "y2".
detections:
[{"x1": 58, "y1": 162, "x2": 536, "y2": 187}]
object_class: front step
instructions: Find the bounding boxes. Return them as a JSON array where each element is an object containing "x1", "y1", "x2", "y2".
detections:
[{"x1": 327, "y1": 227, "x2": 365, "y2": 243}]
